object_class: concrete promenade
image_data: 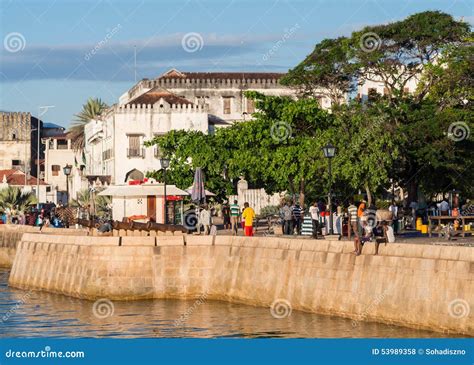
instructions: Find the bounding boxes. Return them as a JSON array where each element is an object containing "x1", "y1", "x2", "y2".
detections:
[{"x1": 1, "y1": 225, "x2": 473, "y2": 335}]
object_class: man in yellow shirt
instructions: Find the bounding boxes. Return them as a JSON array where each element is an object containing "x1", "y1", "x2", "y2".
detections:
[{"x1": 242, "y1": 202, "x2": 255, "y2": 237}]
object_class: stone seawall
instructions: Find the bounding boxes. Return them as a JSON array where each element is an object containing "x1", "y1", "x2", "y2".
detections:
[
  {"x1": 7, "y1": 233, "x2": 474, "y2": 335},
  {"x1": 0, "y1": 225, "x2": 89, "y2": 267}
]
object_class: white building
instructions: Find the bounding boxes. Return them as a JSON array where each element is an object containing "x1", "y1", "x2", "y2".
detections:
[
  {"x1": 84, "y1": 88, "x2": 208, "y2": 185},
  {"x1": 98, "y1": 181, "x2": 189, "y2": 224},
  {"x1": 357, "y1": 71, "x2": 420, "y2": 100},
  {"x1": 43, "y1": 133, "x2": 88, "y2": 204},
  {"x1": 118, "y1": 69, "x2": 335, "y2": 123}
]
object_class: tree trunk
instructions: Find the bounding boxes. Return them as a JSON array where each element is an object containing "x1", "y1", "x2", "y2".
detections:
[
  {"x1": 299, "y1": 178, "x2": 305, "y2": 208},
  {"x1": 407, "y1": 180, "x2": 418, "y2": 204},
  {"x1": 364, "y1": 181, "x2": 372, "y2": 207},
  {"x1": 288, "y1": 178, "x2": 295, "y2": 203}
]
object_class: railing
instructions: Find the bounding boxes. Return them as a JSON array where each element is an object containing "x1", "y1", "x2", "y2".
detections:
[{"x1": 127, "y1": 148, "x2": 145, "y2": 158}]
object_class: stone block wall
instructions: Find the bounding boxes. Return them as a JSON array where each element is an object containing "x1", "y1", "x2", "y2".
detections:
[{"x1": 6, "y1": 232, "x2": 474, "y2": 335}]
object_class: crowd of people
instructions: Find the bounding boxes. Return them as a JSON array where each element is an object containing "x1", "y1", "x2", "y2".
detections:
[{"x1": 0, "y1": 202, "x2": 65, "y2": 228}]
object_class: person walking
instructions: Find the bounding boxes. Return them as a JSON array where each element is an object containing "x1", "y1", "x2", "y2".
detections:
[
  {"x1": 292, "y1": 202, "x2": 303, "y2": 235},
  {"x1": 242, "y1": 202, "x2": 256, "y2": 237},
  {"x1": 309, "y1": 202, "x2": 320, "y2": 239},
  {"x1": 222, "y1": 202, "x2": 231, "y2": 230},
  {"x1": 229, "y1": 200, "x2": 240, "y2": 235},
  {"x1": 389, "y1": 202, "x2": 398, "y2": 234},
  {"x1": 281, "y1": 202, "x2": 293, "y2": 235}
]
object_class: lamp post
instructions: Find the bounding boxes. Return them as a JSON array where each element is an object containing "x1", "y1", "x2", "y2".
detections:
[
  {"x1": 322, "y1": 143, "x2": 336, "y2": 235},
  {"x1": 36, "y1": 105, "x2": 55, "y2": 207},
  {"x1": 160, "y1": 157, "x2": 170, "y2": 224},
  {"x1": 63, "y1": 164, "x2": 72, "y2": 206}
]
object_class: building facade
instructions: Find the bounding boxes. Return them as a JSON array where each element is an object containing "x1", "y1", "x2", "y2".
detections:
[
  {"x1": 0, "y1": 112, "x2": 31, "y2": 172},
  {"x1": 43, "y1": 133, "x2": 87, "y2": 204},
  {"x1": 118, "y1": 69, "x2": 334, "y2": 123},
  {"x1": 84, "y1": 89, "x2": 209, "y2": 185}
]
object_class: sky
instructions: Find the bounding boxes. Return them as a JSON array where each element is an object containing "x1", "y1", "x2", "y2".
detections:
[{"x1": 0, "y1": 0, "x2": 472, "y2": 127}]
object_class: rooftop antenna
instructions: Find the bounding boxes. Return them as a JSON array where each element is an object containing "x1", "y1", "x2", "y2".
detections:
[{"x1": 134, "y1": 45, "x2": 137, "y2": 83}]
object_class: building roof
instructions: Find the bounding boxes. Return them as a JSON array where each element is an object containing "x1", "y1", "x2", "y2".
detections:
[
  {"x1": 0, "y1": 169, "x2": 48, "y2": 186},
  {"x1": 127, "y1": 87, "x2": 193, "y2": 106},
  {"x1": 98, "y1": 183, "x2": 189, "y2": 197},
  {"x1": 158, "y1": 68, "x2": 285, "y2": 80}
]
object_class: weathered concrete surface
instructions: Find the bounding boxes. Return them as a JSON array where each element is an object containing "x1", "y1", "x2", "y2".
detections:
[{"x1": 7, "y1": 233, "x2": 474, "y2": 335}]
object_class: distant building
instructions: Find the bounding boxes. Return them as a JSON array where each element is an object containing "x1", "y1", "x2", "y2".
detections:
[
  {"x1": 118, "y1": 69, "x2": 335, "y2": 124},
  {"x1": 357, "y1": 71, "x2": 420, "y2": 101},
  {"x1": 0, "y1": 169, "x2": 50, "y2": 202},
  {"x1": 0, "y1": 111, "x2": 31, "y2": 172},
  {"x1": 43, "y1": 132, "x2": 87, "y2": 204}
]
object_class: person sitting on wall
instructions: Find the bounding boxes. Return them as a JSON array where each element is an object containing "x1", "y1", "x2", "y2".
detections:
[
  {"x1": 373, "y1": 221, "x2": 395, "y2": 255},
  {"x1": 353, "y1": 220, "x2": 372, "y2": 256}
]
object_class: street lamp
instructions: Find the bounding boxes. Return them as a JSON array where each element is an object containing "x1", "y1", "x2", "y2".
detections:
[
  {"x1": 322, "y1": 143, "x2": 336, "y2": 235},
  {"x1": 160, "y1": 157, "x2": 170, "y2": 224},
  {"x1": 36, "y1": 105, "x2": 55, "y2": 207},
  {"x1": 63, "y1": 164, "x2": 72, "y2": 206}
]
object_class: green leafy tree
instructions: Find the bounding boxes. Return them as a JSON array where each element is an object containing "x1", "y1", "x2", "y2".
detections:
[{"x1": 69, "y1": 98, "x2": 108, "y2": 150}]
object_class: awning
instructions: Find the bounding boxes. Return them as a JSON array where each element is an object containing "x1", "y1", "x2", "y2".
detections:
[{"x1": 98, "y1": 184, "x2": 189, "y2": 197}]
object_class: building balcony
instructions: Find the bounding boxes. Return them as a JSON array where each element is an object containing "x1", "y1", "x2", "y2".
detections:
[{"x1": 127, "y1": 148, "x2": 145, "y2": 158}]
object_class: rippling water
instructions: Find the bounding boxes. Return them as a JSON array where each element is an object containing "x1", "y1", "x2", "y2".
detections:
[{"x1": 0, "y1": 268, "x2": 450, "y2": 338}]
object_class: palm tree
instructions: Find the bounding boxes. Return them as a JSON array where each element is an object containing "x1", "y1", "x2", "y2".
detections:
[
  {"x1": 0, "y1": 187, "x2": 37, "y2": 213},
  {"x1": 69, "y1": 98, "x2": 108, "y2": 150},
  {"x1": 70, "y1": 188, "x2": 111, "y2": 218}
]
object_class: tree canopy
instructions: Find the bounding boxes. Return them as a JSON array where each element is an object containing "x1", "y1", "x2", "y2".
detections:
[{"x1": 146, "y1": 10, "x2": 473, "y2": 207}]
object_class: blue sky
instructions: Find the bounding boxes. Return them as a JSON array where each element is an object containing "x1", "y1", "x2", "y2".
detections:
[{"x1": 0, "y1": 0, "x2": 472, "y2": 127}]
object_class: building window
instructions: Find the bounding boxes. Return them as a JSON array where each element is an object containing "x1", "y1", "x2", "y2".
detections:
[
  {"x1": 102, "y1": 149, "x2": 113, "y2": 160},
  {"x1": 52, "y1": 165, "x2": 60, "y2": 176},
  {"x1": 57, "y1": 139, "x2": 68, "y2": 150},
  {"x1": 223, "y1": 97, "x2": 232, "y2": 114},
  {"x1": 246, "y1": 99, "x2": 255, "y2": 113},
  {"x1": 127, "y1": 135, "x2": 144, "y2": 158},
  {"x1": 11, "y1": 160, "x2": 21, "y2": 169},
  {"x1": 368, "y1": 88, "x2": 378, "y2": 101},
  {"x1": 383, "y1": 87, "x2": 390, "y2": 96},
  {"x1": 46, "y1": 186, "x2": 51, "y2": 193},
  {"x1": 403, "y1": 87, "x2": 410, "y2": 94}
]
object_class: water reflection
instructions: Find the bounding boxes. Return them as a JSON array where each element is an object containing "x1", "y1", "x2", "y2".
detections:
[{"x1": 0, "y1": 268, "x2": 450, "y2": 338}]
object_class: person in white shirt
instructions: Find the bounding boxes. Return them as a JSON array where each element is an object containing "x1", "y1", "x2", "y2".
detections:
[
  {"x1": 374, "y1": 221, "x2": 395, "y2": 255},
  {"x1": 389, "y1": 203, "x2": 398, "y2": 234},
  {"x1": 437, "y1": 200, "x2": 449, "y2": 215},
  {"x1": 197, "y1": 206, "x2": 211, "y2": 235},
  {"x1": 309, "y1": 202, "x2": 320, "y2": 239}
]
